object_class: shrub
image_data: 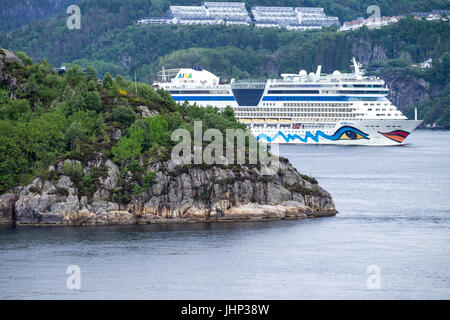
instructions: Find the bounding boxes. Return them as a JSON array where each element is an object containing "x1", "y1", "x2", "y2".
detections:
[
  {"x1": 142, "y1": 171, "x2": 156, "y2": 188},
  {"x1": 113, "y1": 105, "x2": 137, "y2": 128},
  {"x1": 300, "y1": 174, "x2": 318, "y2": 185},
  {"x1": 62, "y1": 160, "x2": 84, "y2": 178},
  {"x1": 79, "y1": 174, "x2": 96, "y2": 198}
]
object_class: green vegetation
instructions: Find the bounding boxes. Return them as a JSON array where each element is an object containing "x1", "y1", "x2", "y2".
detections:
[
  {"x1": 300, "y1": 174, "x2": 318, "y2": 185},
  {"x1": 0, "y1": 49, "x2": 247, "y2": 194},
  {"x1": 2, "y1": 14, "x2": 449, "y2": 82},
  {"x1": 392, "y1": 52, "x2": 450, "y2": 127},
  {"x1": 1, "y1": 12, "x2": 449, "y2": 127},
  {"x1": 0, "y1": 1, "x2": 449, "y2": 135},
  {"x1": 0, "y1": 0, "x2": 82, "y2": 32},
  {"x1": 1, "y1": 0, "x2": 447, "y2": 32}
]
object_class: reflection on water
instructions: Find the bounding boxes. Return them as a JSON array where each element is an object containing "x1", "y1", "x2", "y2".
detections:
[{"x1": 0, "y1": 130, "x2": 449, "y2": 299}]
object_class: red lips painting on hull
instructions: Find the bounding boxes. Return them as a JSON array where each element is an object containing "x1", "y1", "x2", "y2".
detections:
[{"x1": 378, "y1": 130, "x2": 410, "y2": 143}]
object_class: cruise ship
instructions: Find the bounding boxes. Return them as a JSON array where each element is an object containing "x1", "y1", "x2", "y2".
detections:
[{"x1": 152, "y1": 59, "x2": 422, "y2": 145}]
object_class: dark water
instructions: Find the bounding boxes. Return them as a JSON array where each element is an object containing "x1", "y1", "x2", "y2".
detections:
[{"x1": 0, "y1": 129, "x2": 449, "y2": 299}]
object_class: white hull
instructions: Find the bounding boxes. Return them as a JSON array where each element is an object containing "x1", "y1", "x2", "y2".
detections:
[
  {"x1": 252, "y1": 120, "x2": 422, "y2": 145},
  {"x1": 153, "y1": 62, "x2": 423, "y2": 146}
]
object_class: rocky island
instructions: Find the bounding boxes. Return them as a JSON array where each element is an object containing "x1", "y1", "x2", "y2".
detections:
[{"x1": 0, "y1": 48, "x2": 336, "y2": 226}]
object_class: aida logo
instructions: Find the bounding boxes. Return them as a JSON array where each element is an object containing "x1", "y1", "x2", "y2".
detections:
[{"x1": 178, "y1": 73, "x2": 192, "y2": 79}]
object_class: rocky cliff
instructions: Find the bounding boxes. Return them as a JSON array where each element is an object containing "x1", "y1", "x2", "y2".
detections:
[
  {"x1": 0, "y1": 48, "x2": 24, "y2": 99},
  {"x1": 380, "y1": 70, "x2": 436, "y2": 112},
  {"x1": 0, "y1": 155, "x2": 337, "y2": 226},
  {"x1": 0, "y1": 0, "x2": 82, "y2": 32}
]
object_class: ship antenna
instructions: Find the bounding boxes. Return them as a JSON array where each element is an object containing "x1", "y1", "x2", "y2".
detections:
[
  {"x1": 352, "y1": 57, "x2": 361, "y2": 76},
  {"x1": 315, "y1": 65, "x2": 321, "y2": 78},
  {"x1": 162, "y1": 66, "x2": 166, "y2": 82}
]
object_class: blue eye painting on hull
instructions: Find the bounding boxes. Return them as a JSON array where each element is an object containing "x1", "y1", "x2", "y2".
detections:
[{"x1": 257, "y1": 126, "x2": 369, "y2": 143}]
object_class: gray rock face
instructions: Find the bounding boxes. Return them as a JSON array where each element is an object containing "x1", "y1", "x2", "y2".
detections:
[
  {"x1": 102, "y1": 160, "x2": 119, "y2": 190},
  {"x1": 381, "y1": 70, "x2": 432, "y2": 112},
  {"x1": 351, "y1": 39, "x2": 388, "y2": 66},
  {"x1": 137, "y1": 105, "x2": 159, "y2": 117},
  {"x1": 1, "y1": 49, "x2": 25, "y2": 99},
  {"x1": 0, "y1": 194, "x2": 18, "y2": 224},
  {"x1": 57, "y1": 175, "x2": 73, "y2": 189},
  {"x1": 1, "y1": 157, "x2": 337, "y2": 226}
]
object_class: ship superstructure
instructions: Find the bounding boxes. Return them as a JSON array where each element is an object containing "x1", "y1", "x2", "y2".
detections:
[{"x1": 152, "y1": 60, "x2": 422, "y2": 145}]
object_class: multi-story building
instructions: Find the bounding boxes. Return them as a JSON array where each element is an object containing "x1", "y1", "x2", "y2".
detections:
[
  {"x1": 251, "y1": 7, "x2": 298, "y2": 25},
  {"x1": 339, "y1": 15, "x2": 405, "y2": 32},
  {"x1": 252, "y1": 6, "x2": 340, "y2": 29},
  {"x1": 295, "y1": 7, "x2": 339, "y2": 27},
  {"x1": 169, "y1": 2, "x2": 251, "y2": 25},
  {"x1": 139, "y1": 3, "x2": 339, "y2": 30},
  {"x1": 204, "y1": 2, "x2": 250, "y2": 21}
]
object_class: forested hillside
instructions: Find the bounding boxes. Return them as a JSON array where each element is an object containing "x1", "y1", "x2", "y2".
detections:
[
  {"x1": 0, "y1": 0, "x2": 82, "y2": 32},
  {"x1": 1, "y1": 48, "x2": 338, "y2": 225},
  {"x1": 2, "y1": 15, "x2": 449, "y2": 80},
  {"x1": 1, "y1": 0, "x2": 448, "y2": 32},
  {"x1": 0, "y1": 48, "x2": 246, "y2": 194},
  {"x1": 0, "y1": 1, "x2": 449, "y2": 127}
]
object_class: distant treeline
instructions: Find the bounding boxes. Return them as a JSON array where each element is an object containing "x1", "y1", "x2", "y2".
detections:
[
  {"x1": 0, "y1": 1, "x2": 449, "y2": 127},
  {"x1": 2, "y1": 15, "x2": 449, "y2": 81},
  {"x1": 1, "y1": 0, "x2": 448, "y2": 32}
]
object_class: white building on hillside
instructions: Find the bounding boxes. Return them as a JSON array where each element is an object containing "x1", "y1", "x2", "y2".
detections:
[
  {"x1": 295, "y1": 7, "x2": 339, "y2": 27},
  {"x1": 138, "y1": 3, "x2": 339, "y2": 30},
  {"x1": 339, "y1": 15, "x2": 405, "y2": 32},
  {"x1": 252, "y1": 6, "x2": 339, "y2": 30}
]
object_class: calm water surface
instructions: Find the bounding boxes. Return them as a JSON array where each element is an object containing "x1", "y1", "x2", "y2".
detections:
[{"x1": 0, "y1": 129, "x2": 449, "y2": 299}]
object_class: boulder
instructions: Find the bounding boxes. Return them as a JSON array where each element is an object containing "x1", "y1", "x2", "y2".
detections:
[
  {"x1": 137, "y1": 106, "x2": 159, "y2": 117},
  {"x1": 0, "y1": 194, "x2": 18, "y2": 224},
  {"x1": 102, "y1": 160, "x2": 119, "y2": 190}
]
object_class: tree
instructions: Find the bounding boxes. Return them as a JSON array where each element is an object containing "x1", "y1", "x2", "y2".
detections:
[
  {"x1": 66, "y1": 92, "x2": 86, "y2": 115},
  {"x1": 113, "y1": 105, "x2": 137, "y2": 128},
  {"x1": 0, "y1": 89, "x2": 9, "y2": 106},
  {"x1": 102, "y1": 72, "x2": 114, "y2": 89},
  {"x1": 69, "y1": 110, "x2": 97, "y2": 136},
  {"x1": 164, "y1": 112, "x2": 183, "y2": 131},
  {"x1": 145, "y1": 115, "x2": 169, "y2": 147},
  {"x1": 3, "y1": 99, "x2": 31, "y2": 121},
  {"x1": 84, "y1": 91, "x2": 101, "y2": 112},
  {"x1": 65, "y1": 65, "x2": 86, "y2": 87},
  {"x1": 129, "y1": 119, "x2": 150, "y2": 149},
  {"x1": 222, "y1": 106, "x2": 235, "y2": 122},
  {"x1": 85, "y1": 66, "x2": 98, "y2": 81},
  {"x1": 115, "y1": 74, "x2": 126, "y2": 87},
  {"x1": 111, "y1": 135, "x2": 143, "y2": 175},
  {"x1": 16, "y1": 51, "x2": 32, "y2": 65}
]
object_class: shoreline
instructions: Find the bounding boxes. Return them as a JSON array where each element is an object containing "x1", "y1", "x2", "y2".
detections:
[{"x1": 1, "y1": 210, "x2": 337, "y2": 227}]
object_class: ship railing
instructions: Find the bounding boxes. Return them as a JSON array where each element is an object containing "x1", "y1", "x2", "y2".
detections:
[
  {"x1": 270, "y1": 77, "x2": 383, "y2": 84},
  {"x1": 161, "y1": 85, "x2": 231, "y2": 89},
  {"x1": 231, "y1": 83, "x2": 267, "y2": 89}
]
